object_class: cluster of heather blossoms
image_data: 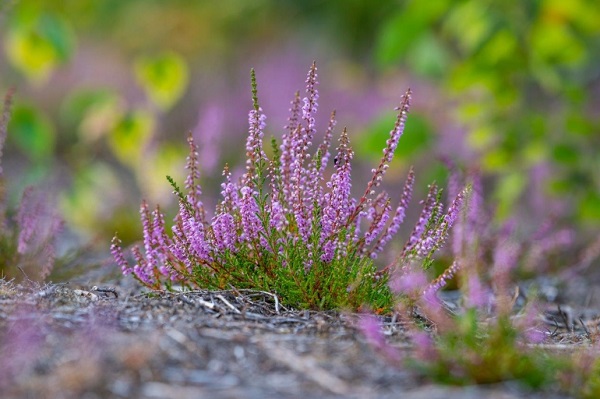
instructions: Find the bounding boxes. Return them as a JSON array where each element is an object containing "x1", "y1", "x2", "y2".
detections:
[
  {"x1": 0, "y1": 90, "x2": 63, "y2": 280},
  {"x1": 112, "y1": 63, "x2": 467, "y2": 310}
]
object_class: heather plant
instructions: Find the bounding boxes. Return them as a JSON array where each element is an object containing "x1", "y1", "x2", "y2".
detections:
[
  {"x1": 112, "y1": 63, "x2": 467, "y2": 310},
  {"x1": 0, "y1": 90, "x2": 62, "y2": 281},
  {"x1": 358, "y1": 168, "x2": 600, "y2": 394}
]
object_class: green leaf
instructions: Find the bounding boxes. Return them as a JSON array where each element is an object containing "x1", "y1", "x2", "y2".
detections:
[
  {"x1": 375, "y1": 1, "x2": 449, "y2": 67},
  {"x1": 4, "y1": 12, "x2": 76, "y2": 83},
  {"x1": 578, "y1": 192, "x2": 600, "y2": 221},
  {"x1": 443, "y1": 1, "x2": 494, "y2": 54},
  {"x1": 531, "y1": 18, "x2": 586, "y2": 68},
  {"x1": 7, "y1": 104, "x2": 55, "y2": 162},
  {"x1": 552, "y1": 143, "x2": 579, "y2": 165},
  {"x1": 494, "y1": 172, "x2": 527, "y2": 220},
  {"x1": 134, "y1": 52, "x2": 189, "y2": 110},
  {"x1": 406, "y1": 33, "x2": 450, "y2": 78},
  {"x1": 108, "y1": 110, "x2": 155, "y2": 167}
]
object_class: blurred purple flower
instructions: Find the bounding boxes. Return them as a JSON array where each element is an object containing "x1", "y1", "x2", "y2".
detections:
[
  {"x1": 411, "y1": 331, "x2": 438, "y2": 362},
  {"x1": 357, "y1": 314, "x2": 401, "y2": 362},
  {"x1": 389, "y1": 267, "x2": 428, "y2": 298},
  {"x1": 463, "y1": 273, "x2": 489, "y2": 311}
]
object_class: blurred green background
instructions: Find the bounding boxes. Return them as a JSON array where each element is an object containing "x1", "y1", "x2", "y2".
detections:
[{"x1": 1, "y1": 0, "x2": 599, "y2": 254}]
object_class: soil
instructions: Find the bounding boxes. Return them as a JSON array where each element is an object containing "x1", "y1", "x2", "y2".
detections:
[{"x1": 0, "y1": 264, "x2": 598, "y2": 399}]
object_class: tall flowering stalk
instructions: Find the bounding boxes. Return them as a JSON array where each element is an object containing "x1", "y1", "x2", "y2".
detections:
[{"x1": 113, "y1": 64, "x2": 465, "y2": 310}]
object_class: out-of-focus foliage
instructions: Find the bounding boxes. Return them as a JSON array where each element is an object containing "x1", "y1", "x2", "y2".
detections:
[
  {"x1": 134, "y1": 52, "x2": 189, "y2": 111},
  {"x1": 374, "y1": 0, "x2": 600, "y2": 224},
  {"x1": 4, "y1": 5, "x2": 76, "y2": 83},
  {"x1": 7, "y1": 104, "x2": 55, "y2": 163}
]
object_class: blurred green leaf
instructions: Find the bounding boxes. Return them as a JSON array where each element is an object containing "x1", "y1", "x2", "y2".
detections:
[
  {"x1": 494, "y1": 172, "x2": 527, "y2": 220},
  {"x1": 482, "y1": 149, "x2": 511, "y2": 171},
  {"x1": 109, "y1": 110, "x2": 155, "y2": 167},
  {"x1": 578, "y1": 192, "x2": 600, "y2": 221},
  {"x1": 134, "y1": 52, "x2": 189, "y2": 110},
  {"x1": 7, "y1": 104, "x2": 55, "y2": 162},
  {"x1": 406, "y1": 33, "x2": 450, "y2": 78},
  {"x1": 375, "y1": 1, "x2": 449, "y2": 67},
  {"x1": 530, "y1": 19, "x2": 586, "y2": 68},
  {"x1": 443, "y1": 1, "x2": 493, "y2": 54},
  {"x1": 552, "y1": 143, "x2": 579, "y2": 165},
  {"x1": 4, "y1": 12, "x2": 75, "y2": 83}
]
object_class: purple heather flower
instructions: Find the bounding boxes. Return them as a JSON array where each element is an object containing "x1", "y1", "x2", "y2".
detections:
[
  {"x1": 350, "y1": 89, "x2": 411, "y2": 223},
  {"x1": 131, "y1": 245, "x2": 154, "y2": 286},
  {"x1": 519, "y1": 303, "x2": 546, "y2": 344},
  {"x1": 411, "y1": 186, "x2": 468, "y2": 260},
  {"x1": 281, "y1": 63, "x2": 322, "y2": 243},
  {"x1": 420, "y1": 286, "x2": 445, "y2": 317},
  {"x1": 361, "y1": 193, "x2": 391, "y2": 256},
  {"x1": 492, "y1": 236, "x2": 520, "y2": 278},
  {"x1": 320, "y1": 240, "x2": 336, "y2": 263},
  {"x1": 284, "y1": 91, "x2": 301, "y2": 135},
  {"x1": 463, "y1": 273, "x2": 489, "y2": 310},
  {"x1": 211, "y1": 213, "x2": 237, "y2": 252},
  {"x1": 269, "y1": 200, "x2": 286, "y2": 231},
  {"x1": 218, "y1": 165, "x2": 239, "y2": 214},
  {"x1": 170, "y1": 217, "x2": 194, "y2": 273},
  {"x1": 243, "y1": 107, "x2": 267, "y2": 186},
  {"x1": 111, "y1": 235, "x2": 132, "y2": 275},
  {"x1": 0, "y1": 309, "x2": 44, "y2": 389},
  {"x1": 184, "y1": 134, "x2": 205, "y2": 219},
  {"x1": 426, "y1": 260, "x2": 460, "y2": 294},
  {"x1": 371, "y1": 168, "x2": 415, "y2": 257},
  {"x1": 239, "y1": 186, "x2": 263, "y2": 243},
  {"x1": 402, "y1": 184, "x2": 439, "y2": 257},
  {"x1": 278, "y1": 93, "x2": 302, "y2": 209},
  {"x1": 389, "y1": 266, "x2": 428, "y2": 298},
  {"x1": 357, "y1": 314, "x2": 401, "y2": 361},
  {"x1": 301, "y1": 61, "x2": 319, "y2": 146},
  {"x1": 411, "y1": 331, "x2": 437, "y2": 362},
  {"x1": 320, "y1": 129, "x2": 353, "y2": 247},
  {"x1": 140, "y1": 201, "x2": 157, "y2": 268},
  {"x1": 180, "y1": 203, "x2": 213, "y2": 263}
]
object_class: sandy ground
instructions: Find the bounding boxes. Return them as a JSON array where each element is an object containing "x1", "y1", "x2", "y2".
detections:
[{"x1": 0, "y1": 269, "x2": 596, "y2": 399}]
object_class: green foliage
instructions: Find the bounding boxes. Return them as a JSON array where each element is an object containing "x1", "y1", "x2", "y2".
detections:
[
  {"x1": 134, "y1": 52, "x2": 189, "y2": 111},
  {"x1": 578, "y1": 357, "x2": 600, "y2": 398},
  {"x1": 7, "y1": 104, "x2": 55, "y2": 163},
  {"x1": 4, "y1": 7, "x2": 76, "y2": 83},
  {"x1": 190, "y1": 231, "x2": 392, "y2": 311},
  {"x1": 415, "y1": 313, "x2": 560, "y2": 387},
  {"x1": 108, "y1": 110, "x2": 155, "y2": 167},
  {"x1": 374, "y1": 0, "x2": 600, "y2": 224}
]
